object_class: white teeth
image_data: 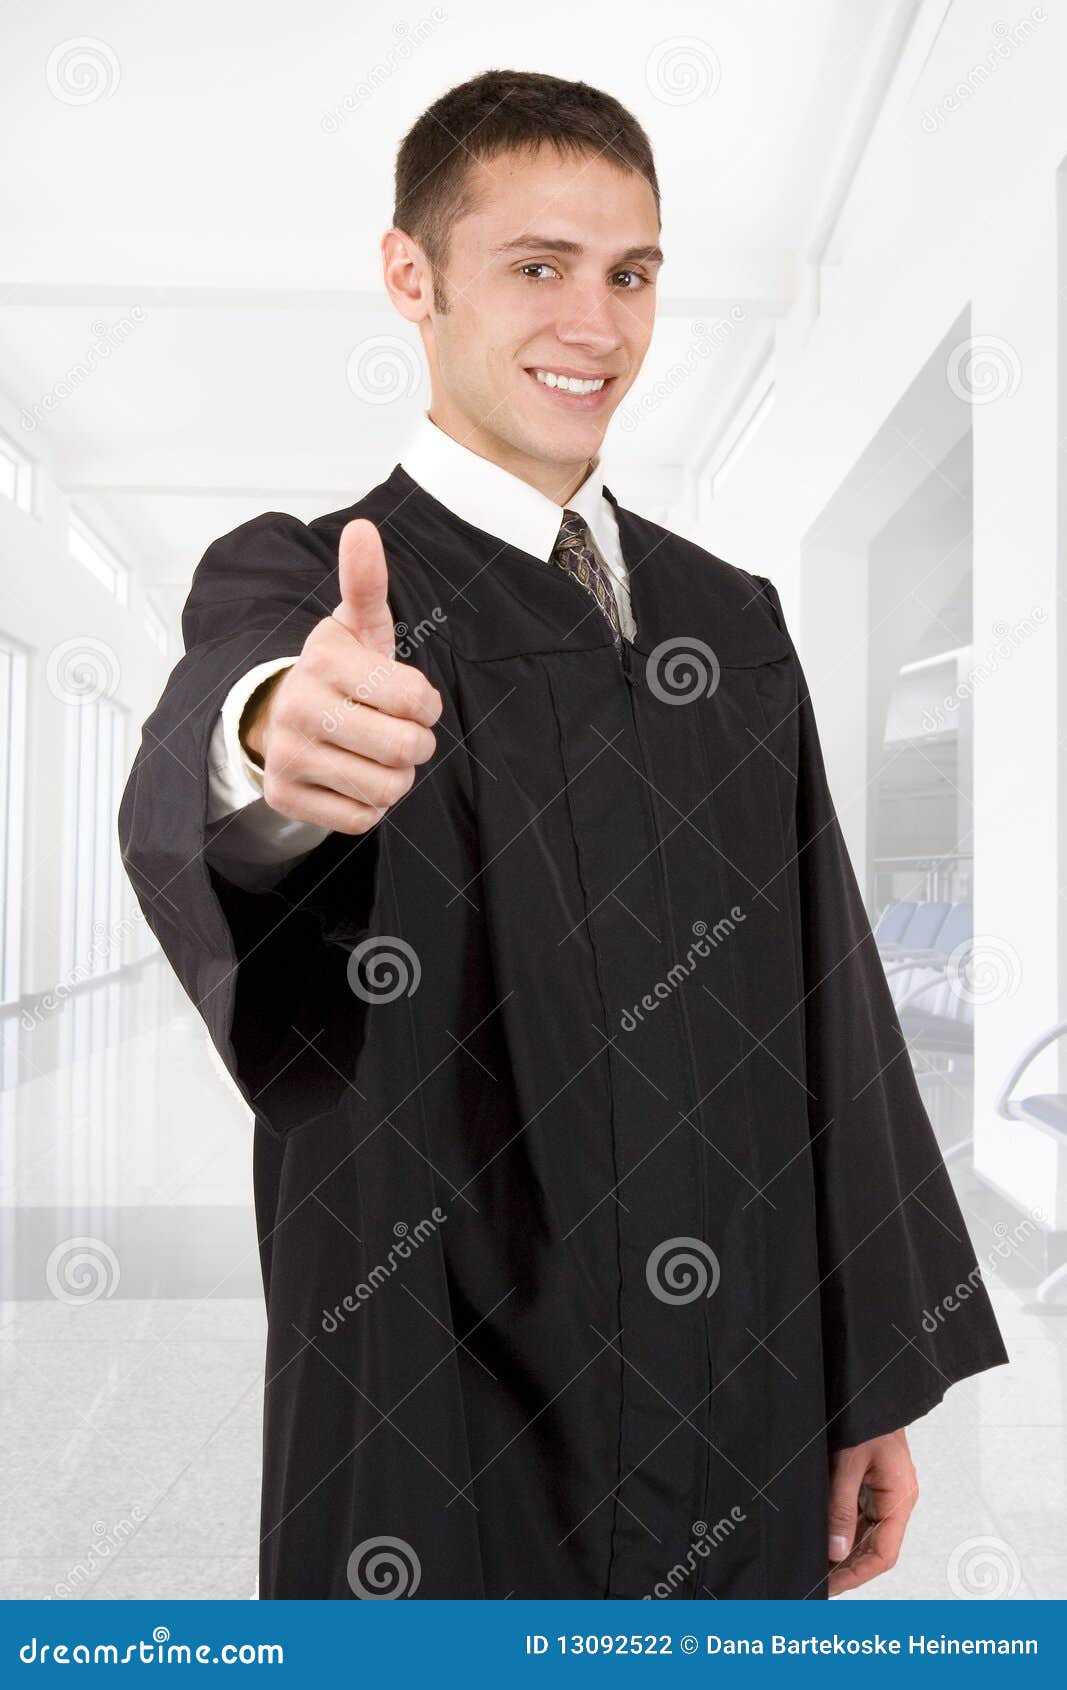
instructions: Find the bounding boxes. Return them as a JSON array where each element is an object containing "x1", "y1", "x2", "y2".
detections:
[{"x1": 533, "y1": 369, "x2": 605, "y2": 395}]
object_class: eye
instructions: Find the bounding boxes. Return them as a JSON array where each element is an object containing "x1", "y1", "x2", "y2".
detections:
[
  {"x1": 612, "y1": 270, "x2": 650, "y2": 290},
  {"x1": 518, "y1": 262, "x2": 561, "y2": 281}
]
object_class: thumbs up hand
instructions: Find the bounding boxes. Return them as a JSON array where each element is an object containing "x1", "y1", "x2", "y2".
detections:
[{"x1": 242, "y1": 518, "x2": 444, "y2": 834}]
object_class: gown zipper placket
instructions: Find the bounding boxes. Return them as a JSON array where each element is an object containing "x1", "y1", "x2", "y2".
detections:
[
  {"x1": 552, "y1": 569, "x2": 714, "y2": 1597},
  {"x1": 613, "y1": 622, "x2": 714, "y2": 1597}
]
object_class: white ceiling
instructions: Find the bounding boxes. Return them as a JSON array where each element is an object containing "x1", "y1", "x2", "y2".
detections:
[{"x1": 0, "y1": 0, "x2": 916, "y2": 612}]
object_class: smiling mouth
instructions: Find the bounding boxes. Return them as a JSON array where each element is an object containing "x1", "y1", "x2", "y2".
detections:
[{"x1": 525, "y1": 366, "x2": 617, "y2": 406}]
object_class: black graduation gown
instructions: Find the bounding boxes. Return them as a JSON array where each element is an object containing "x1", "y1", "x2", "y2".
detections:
[{"x1": 117, "y1": 464, "x2": 1008, "y2": 1601}]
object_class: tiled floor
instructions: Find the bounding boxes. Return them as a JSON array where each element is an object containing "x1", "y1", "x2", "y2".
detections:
[
  {"x1": 0, "y1": 1296, "x2": 264, "y2": 1600},
  {"x1": 1, "y1": 962, "x2": 1064, "y2": 1601}
]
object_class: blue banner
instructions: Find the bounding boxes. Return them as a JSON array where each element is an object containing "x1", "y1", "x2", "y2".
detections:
[{"x1": 3, "y1": 1599, "x2": 1065, "y2": 1684}]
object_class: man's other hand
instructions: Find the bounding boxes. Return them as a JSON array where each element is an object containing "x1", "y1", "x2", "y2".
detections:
[{"x1": 827, "y1": 1427, "x2": 919, "y2": 1595}]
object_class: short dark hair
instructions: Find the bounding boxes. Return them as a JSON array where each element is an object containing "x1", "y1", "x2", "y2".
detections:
[{"x1": 393, "y1": 69, "x2": 660, "y2": 310}]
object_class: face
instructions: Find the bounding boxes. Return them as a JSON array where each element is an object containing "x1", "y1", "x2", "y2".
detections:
[{"x1": 383, "y1": 143, "x2": 662, "y2": 497}]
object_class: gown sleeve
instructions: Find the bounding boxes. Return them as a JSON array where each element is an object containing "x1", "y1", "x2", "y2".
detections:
[
  {"x1": 751, "y1": 574, "x2": 1009, "y2": 1449},
  {"x1": 117, "y1": 513, "x2": 383, "y2": 1141}
]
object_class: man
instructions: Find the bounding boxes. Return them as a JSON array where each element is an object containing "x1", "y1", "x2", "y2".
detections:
[{"x1": 119, "y1": 69, "x2": 1007, "y2": 1601}]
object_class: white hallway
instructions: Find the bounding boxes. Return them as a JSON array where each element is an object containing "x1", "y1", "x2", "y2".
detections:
[{"x1": 0, "y1": 0, "x2": 1064, "y2": 1599}]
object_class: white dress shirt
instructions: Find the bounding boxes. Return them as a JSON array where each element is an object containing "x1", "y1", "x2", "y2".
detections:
[{"x1": 203, "y1": 413, "x2": 633, "y2": 887}]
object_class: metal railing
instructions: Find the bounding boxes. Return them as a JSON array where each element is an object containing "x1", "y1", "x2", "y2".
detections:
[{"x1": 870, "y1": 852, "x2": 972, "y2": 916}]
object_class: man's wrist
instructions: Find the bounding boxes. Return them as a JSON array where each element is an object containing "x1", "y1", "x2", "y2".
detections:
[{"x1": 239, "y1": 666, "x2": 292, "y2": 767}]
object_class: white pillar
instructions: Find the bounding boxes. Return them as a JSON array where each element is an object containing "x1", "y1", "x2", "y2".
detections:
[{"x1": 970, "y1": 166, "x2": 1067, "y2": 1229}]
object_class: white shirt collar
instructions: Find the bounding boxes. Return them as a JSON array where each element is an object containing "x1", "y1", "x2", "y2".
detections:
[{"x1": 399, "y1": 412, "x2": 619, "y2": 573}]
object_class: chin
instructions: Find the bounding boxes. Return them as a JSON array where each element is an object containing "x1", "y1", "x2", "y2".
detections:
[{"x1": 521, "y1": 416, "x2": 611, "y2": 465}]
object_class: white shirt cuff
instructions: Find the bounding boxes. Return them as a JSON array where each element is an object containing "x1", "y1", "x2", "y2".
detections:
[
  {"x1": 206, "y1": 657, "x2": 298, "y2": 822},
  {"x1": 204, "y1": 658, "x2": 331, "y2": 885}
]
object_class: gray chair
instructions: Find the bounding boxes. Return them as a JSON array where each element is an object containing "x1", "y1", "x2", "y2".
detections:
[
  {"x1": 878, "y1": 900, "x2": 953, "y2": 1010},
  {"x1": 872, "y1": 899, "x2": 918, "y2": 948},
  {"x1": 895, "y1": 901, "x2": 975, "y2": 1057},
  {"x1": 876, "y1": 900, "x2": 973, "y2": 1160},
  {"x1": 995, "y1": 1021, "x2": 1067, "y2": 1308}
]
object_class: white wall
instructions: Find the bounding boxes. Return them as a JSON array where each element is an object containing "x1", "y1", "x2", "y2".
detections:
[{"x1": 671, "y1": 0, "x2": 1066, "y2": 1222}]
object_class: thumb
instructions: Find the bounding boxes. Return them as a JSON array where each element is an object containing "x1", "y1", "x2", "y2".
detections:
[
  {"x1": 335, "y1": 518, "x2": 396, "y2": 659},
  {"x1": 828, "y1": 1450, "x2": 863, "y2": 1562}
]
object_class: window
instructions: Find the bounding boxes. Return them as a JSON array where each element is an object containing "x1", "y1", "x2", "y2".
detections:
[
  {"x1": 144, "y1": 598, "x2": 169, "y2": 656},
  {"x1": 0, "y1": 636, "x2": 28, "y2": 1004},
  {"x1": 59, "y1": 696, "x2": 127, "y2": 985},
  {"x1": 0, "y1": 432, "x2": 34, "y2": 514},
  {"x1": 69, "y1": 512, "x2": 129, "y2": 605}
]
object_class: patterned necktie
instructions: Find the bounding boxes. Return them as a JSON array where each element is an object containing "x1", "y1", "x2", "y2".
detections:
[{"x1": 550, "y1": 509, "x2": 623, "y2": 643}]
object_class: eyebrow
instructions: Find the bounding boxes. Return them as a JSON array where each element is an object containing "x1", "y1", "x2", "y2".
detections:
[{"x1": 491, "y1": 234, "x2": 665, "y2": 267}]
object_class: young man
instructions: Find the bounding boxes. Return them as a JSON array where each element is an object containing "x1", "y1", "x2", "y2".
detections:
[{"x1": 119, "y1": 69, "x2": 1007, "y2": 1601}]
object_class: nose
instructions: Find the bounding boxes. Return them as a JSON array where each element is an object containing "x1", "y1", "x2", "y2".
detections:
[{"x1": 554, "y1": 281, "x2": 624, "y2": 354}]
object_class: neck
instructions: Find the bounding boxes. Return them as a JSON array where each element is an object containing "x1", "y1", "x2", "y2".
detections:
[{"x1": 427, "y1": 403, "x2": 594, "y2": 506}]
